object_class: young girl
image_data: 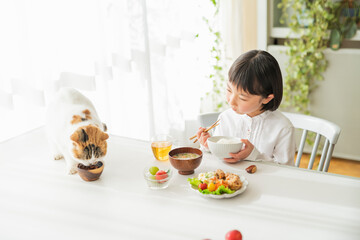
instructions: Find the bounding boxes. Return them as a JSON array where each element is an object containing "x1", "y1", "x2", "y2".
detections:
[{"x1": 197, "y1": 50, "x2": 295, "y2": 165}]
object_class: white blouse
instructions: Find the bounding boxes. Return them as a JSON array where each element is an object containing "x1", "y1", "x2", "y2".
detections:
[{"x1": 210, "y1": 109, "x2": 296, "y2": 165}]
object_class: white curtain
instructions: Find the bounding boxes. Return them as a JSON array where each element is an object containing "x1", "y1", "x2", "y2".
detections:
[
  {"x1": 222, "y1": 0, "x2": 257, "y2": 64},
  {"x1": 222, "y1": 0, "x2": 244, "y2": 63},
  {"x1": 0, "y1": 0, "x2": 217, "y2": 144}
]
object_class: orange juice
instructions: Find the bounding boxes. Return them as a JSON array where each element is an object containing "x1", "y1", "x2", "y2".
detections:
[{"x1": 151, "y1": 141, "x2": 172, "y2": 161}]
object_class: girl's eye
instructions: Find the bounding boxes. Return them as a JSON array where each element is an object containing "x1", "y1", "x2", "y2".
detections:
[
  {"x1": 226, "y1": 88, "x2": 231, "y2": 93},
  {"x1": 239, "y1": 97, "x2": 247, "y2": 101}
]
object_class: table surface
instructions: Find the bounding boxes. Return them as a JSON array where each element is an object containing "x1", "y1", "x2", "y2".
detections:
[{"x1": 0, "y1": 127, "x2": 359, "y2": 240}]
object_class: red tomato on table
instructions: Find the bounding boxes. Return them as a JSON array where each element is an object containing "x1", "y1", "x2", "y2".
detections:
[{"x1": 225, "y1": 230, "x2": 242, "y2": 240}]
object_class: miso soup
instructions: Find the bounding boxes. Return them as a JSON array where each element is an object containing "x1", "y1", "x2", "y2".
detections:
[{"x1": 172, "y1": 153, "x2": 200, "y2": 160}]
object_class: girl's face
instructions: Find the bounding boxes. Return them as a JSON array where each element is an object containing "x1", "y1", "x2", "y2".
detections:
[{"x1": 226, "y1": 81, "x2": 274, "y2": 117}]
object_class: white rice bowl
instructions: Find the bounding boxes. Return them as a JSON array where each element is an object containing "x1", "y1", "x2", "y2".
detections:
[
  {"x1": 207, "y1": 136, "x2": 243, "y2": 160},
  {"x1": 216, "y1": 138, "x2": 241, "y2": 144}
]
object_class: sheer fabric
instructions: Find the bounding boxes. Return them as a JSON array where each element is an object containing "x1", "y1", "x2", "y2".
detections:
[{"x1": 0, "y1": 0, "x2": 218, "y2": 143}]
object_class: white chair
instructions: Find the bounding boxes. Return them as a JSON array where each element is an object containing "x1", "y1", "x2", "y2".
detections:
[
  {"x1": 197, "y1": 112, "x2": 221, "y2": 128},
  {"x1": 283, "y1": 112, "x2": 341, "y2": 172}
]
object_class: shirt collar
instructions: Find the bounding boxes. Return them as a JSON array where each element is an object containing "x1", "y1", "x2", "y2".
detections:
[{"x1": 243, "y1": 110, "x2": 270, "y2": 121}]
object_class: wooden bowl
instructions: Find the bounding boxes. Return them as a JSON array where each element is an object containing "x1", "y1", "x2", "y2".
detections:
[
  {"x1": 77, "y1": 161, "x2": 104, "y2": 181},
  {"x1": 169, "y1": 147, "x2": 202, "y2": 175}
]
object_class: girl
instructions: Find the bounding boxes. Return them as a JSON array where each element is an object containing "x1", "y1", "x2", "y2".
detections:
[{"x1": 197, "y1": 50, "x2": 295, "y2": 165}]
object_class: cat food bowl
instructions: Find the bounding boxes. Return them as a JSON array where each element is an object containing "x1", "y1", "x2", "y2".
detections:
[
  {"x1": 169, "y1": 147, "x2": 202, "y2": 175},
  {"x1": 77, "y1": 161, "x2": 104, "y2": 181}
]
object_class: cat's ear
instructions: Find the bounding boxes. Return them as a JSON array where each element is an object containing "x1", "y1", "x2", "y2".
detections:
[
  {"x1": 101, "y1": 132, "x2": 109, "y2": 141},
  {"x1": 102, "y1": 123, "x2": 107, "y2": 132},
  {"x1": 70, "y1": 129, "x2": 89, "y2": 143}
]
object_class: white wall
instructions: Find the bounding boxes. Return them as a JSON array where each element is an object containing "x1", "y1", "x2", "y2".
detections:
[{"x1": 268, "y1": 45, "x2": 360, "y2": 161}]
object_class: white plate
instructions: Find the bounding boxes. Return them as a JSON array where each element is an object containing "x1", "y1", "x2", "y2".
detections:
[{"x1": 190, "y1": 176, "x2": 248, "y2": 199}]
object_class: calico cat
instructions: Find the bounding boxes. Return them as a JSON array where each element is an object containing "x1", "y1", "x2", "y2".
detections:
[{"x1": 46, "y1": 88, "x2": 109, "y2": 174}]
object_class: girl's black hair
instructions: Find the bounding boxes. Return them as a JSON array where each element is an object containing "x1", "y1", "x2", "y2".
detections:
[{"x1": 228, "y1": 50, "x2": 283, "y2": 111}]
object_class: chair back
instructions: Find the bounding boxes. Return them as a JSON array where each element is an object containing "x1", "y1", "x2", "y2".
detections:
[
  {"x1": 197, "y1": 112, "x2": 221, "y2": 128},
  {"x1": 197, "y1": 112, "x2": 221, "y2": 135},
  {"x1": 283, "y1": 112, "x2": 341, "y2": 172}
]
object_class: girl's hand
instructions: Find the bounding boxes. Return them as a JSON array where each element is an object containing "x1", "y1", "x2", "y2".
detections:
[
  {"x1": 196, "y1": 127, "x2": 211, "y2": 148},
  {"x1": 224, "y1": 139, "x2": 254, "y2": 163}
]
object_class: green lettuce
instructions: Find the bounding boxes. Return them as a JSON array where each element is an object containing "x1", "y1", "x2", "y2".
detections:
[
  {"x1": 199, "y1": 185, "x2": 235, "y2": 195},
  {"x1": 188, "y1": 177, "x2": 202, "y2": 188}
]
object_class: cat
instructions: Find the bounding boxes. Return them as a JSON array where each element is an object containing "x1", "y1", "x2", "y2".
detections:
[{"x1": 46, "y1": 88, "x2": 109, "y2": 174}]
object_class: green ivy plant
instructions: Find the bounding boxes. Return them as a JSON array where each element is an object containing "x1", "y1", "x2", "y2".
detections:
[
  {"x1": 329, "y1": 0, "x2": 360, "y2": 50},
  {"x1": 201, "y1": 0, "x2": 228, "y2": 113},
  {"x1": 278, "y1": 0, "x2": 337, "y2": 114}
]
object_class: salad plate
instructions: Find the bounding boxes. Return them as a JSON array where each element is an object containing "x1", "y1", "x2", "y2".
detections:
[{"x1": 189, "y1": 175, "x2": 248, "y2": 199}]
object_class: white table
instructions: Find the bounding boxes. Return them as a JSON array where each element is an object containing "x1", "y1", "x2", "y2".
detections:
[{"x1": 0, "y1": 128, "x2": 359, "y2": 240}]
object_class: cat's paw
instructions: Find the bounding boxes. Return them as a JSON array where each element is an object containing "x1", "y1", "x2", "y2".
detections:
[
  {"x1": 54, "y1": 154, "x2": 64, "y2": 160},
  {"x1": 67, "y1": 166, "x2": 78, "y2": 175}
]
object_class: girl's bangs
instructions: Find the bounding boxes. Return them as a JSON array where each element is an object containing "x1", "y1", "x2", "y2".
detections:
[{"x1": 230, "y1": 64, "x2": 262, "y2": 96}]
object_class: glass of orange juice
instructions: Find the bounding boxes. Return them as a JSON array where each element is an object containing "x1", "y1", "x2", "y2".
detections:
[{"x1": 151, "y1": 134, "x2": 173, "y2": 161}]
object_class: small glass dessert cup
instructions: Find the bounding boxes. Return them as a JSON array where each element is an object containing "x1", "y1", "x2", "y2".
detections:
[{"x1": 143, "y1": 166, "x2": 173, "y2": 190}]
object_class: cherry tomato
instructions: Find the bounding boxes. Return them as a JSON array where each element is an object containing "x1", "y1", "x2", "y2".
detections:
[
  {"x1": 207, "y1": 182, "x2": 216, "y2": 192},
  {"x1": 155, "y1": 170, "x2": 168, "y2": 183},
  {"x1": 225, "y1": 230, "x2": 242, "y2": 240},
  {"x1": 199, "y1": 183, "x2": 208, "y2": 190}
]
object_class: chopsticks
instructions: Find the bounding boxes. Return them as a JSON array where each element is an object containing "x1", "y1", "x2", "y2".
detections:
[{"x1": 189, "y1": 119, "x2": 220, "y2": 143}]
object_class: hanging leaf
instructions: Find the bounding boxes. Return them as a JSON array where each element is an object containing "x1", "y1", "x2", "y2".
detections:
[
  {"x1": 344, "y1": 21, "x2": 357, "y2": 39},
  {"x1": 330, "y1": 29, "x2": 341, "y2": 50}
]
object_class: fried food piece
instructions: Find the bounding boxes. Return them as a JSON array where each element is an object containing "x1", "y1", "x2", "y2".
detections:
[
  {"x1": 215, "y1": 169, "x2": 226, "y2": 180},
  {"x1": 226, "y1": 173, "x2": 242, "y2": 191},
  {"x1": 246, "y1": 165, "x2": 257, "y2": 174}
]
